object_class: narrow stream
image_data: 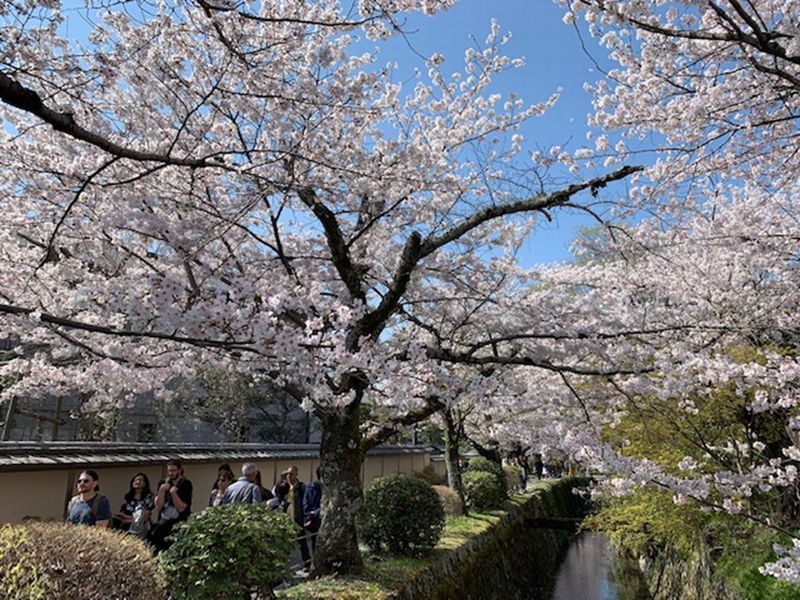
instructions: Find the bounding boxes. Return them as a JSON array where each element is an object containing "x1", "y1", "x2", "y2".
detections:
[{"x1": 550, "y1": 532, "x2": 651, "y2": 600}]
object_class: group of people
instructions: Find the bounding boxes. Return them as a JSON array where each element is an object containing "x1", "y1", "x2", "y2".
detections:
[
  {"x1": 65, "y1": 459, "x2": 323, "y2": 567},
  {"x1": 511, "y1": 452, "x2": 579, "y2": 490}
]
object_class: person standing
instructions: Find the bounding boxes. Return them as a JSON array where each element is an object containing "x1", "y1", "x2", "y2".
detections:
[
  {"x1": 267, "y1": 480, "x2": 290, "y2": 511},
  {"x1": 515, "y1": 453, "x2": 529, "y2": 492},
  {"x1": 150, "y1": 459, "x2": 193, "y2": 552},
  {"x1": 210, "y1": 463, "x2": 233, "y2": 493},
  {"x1": 66, "y1": 470, "x2": 112, "y2": 527},
  {"x1": 533, "y1": 453, "x2": 544, "y2": 480},
  {"x1": 254, "y1": 469, "x2": 274, "y2": 502},
  {"x1": 303, "y1": 466, "x2": 323, "y2": 558},
  {"x1": 284, "y1": 466, "x2": 309, "y2": 567},
  {"x1": 115, "y1": 472, "x2": 155, "y2": 538},
  {"x1": 222, "y1": 462, "x2": 262, "y2": 504},
  {"x1": 209, "y1": 469, "x2": 234, "y2": 507}
]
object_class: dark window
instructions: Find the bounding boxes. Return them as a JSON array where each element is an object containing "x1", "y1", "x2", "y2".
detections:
[{"x1": 137, "y1": 423, "x2": 157, "y2": 442}]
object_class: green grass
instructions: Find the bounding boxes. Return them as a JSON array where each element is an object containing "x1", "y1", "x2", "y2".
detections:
[
  {"x1": 277, "y1": 488, "x2": 539, "y2": 600},
  {"x1": 277, "y1": 576, "x2": 389, "y2": 600},
  {"x1": 362, "y1": 555, "x2": 430, "y2": 589}
]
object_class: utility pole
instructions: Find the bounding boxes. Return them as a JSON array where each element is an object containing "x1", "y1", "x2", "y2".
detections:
[{"x1": 0, "y1": 396, "x2": 15, "y2": 441}]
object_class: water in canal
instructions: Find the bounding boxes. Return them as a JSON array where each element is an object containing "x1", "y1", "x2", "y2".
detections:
[{"x1": 550, "y1": 532, "x2": 651, "y2": 600}]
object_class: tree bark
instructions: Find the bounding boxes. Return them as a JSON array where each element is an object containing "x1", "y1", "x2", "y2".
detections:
[
  {"x1": 312, "y1": 401, "x2": 365, "y2": 575},
  {"x1": 442, "y1": 408, "x2": 468, "y2": 515}
]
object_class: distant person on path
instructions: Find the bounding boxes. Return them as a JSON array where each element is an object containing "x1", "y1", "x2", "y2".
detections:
[
  {"x1": 150, "y1": 459, "x2": 193, "y2": 552},
  {"x1": 285, "y1": 466, "x2": 310, "y2": 567},
  {"x1": 222, "y1": 462, "x2": 263, "y2": 504},
  {"x1": 209, "y1": 468, "x2": 234, "y2": 507},
  {"x1": 66, "y1": 469, "x2": 111, "y2": 527},
  {"x1": 115, "y1": 472, "x2": 154, "y2": 538},
  {"x1": 533, "y1": 454, "x2": 544, "y2": 480},
  {"x1": 303, "y1": 465, "x2": 323, "y2": 559},
  {"x1": 515, "y1": 453, "x2": 529, "y2": 491},
  {"x1": 545, "y1": 457, "x2": 562, "y2": 478}
]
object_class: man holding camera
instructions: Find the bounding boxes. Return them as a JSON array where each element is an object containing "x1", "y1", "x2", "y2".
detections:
[{"x1": 149, "y1": 458, "x2": 193, "y2": 552}]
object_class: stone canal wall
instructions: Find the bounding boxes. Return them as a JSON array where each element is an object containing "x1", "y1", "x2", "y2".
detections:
[
  {"x1": 639, "y1": 545, "x2": 743, "y2": 600},
  {"x1": 388, "y1": 479, "x2": 590, "y2": 600}
]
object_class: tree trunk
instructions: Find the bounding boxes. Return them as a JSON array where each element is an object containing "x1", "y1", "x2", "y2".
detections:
[
  {"x1": 312, "y1": 401, "x2": 365, "y2": 575},
  {"x1": 442, "y1": 408, "x2": 468, "y2": 515}
]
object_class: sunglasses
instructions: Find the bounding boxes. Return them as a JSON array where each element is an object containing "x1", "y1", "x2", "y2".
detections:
[{"x1": 77, "y1": 478, "x2": 92, "y2": 484}]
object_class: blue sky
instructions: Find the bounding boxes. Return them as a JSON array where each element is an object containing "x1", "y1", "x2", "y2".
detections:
[
  {"x1": 57, "y1": 1, "x2": 616, "y2": 266},
  {"x1": 376, "y1": 2, "x2": 616, "y2": 266}
]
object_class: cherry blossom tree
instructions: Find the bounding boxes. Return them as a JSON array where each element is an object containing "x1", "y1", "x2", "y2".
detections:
[
  {"x1": 546, "y1": 1, "x2": 800, "y2": 581},
  {"x1": 0, "y1": 0, "x2": 647, "y2": 573},
  {"x1": 506, "y1": 186, "x2": 800, "y2": 582},
  {"x1": 558, "y1": 0, "x2": 800, "y2": 194}
]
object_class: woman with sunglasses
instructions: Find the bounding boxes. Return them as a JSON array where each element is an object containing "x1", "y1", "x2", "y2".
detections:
[
  {"x1": 66, "y1": 470, "x2": 112, "y2": 527},
  {"x1": 209, "y1": 468, "x2": 234, "y2": 507}
]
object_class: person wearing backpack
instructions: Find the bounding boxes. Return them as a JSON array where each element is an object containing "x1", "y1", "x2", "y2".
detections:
[{"x1": 66, "y1": 470, "x2": 112, "y2": 527}]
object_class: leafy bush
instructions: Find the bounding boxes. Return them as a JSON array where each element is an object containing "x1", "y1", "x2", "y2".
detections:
[
  {"x1": 583, "y1": 488, "x2": 704, "y2": 557},
  {"x1": 503, "y1": 465, "x2": 522, "y2": 493},
  {"x1": 0, "y1": 522, "x2": 165, "y2": 599},
  {"x1": 412, "y1": 464, "x2": 445, "y2": 486},
  {"x1": 462, "y1": 471, "x2": 505, "y2": 510},
  {"x1": 466, "y1": 456, "x2": 507, "y2": 499},
  {"x1": 159, "y1": 503, "x2": 295, "y2": 599},
  {"x1": 359, "y1": 475, "x2": 445, "y2": 556},
  {"x1": 432, "y1": 485, "x2": 464, "y2": 516}
]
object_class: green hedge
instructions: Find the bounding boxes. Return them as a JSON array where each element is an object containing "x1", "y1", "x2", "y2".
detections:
[
  {"x1": 463, "y1": 471, "x2": 505, "y2": 510},
  {"x1": 466, "y1": 457, "x2": 507, "y2": 500},
  {"x1": 159, "y1": 503, "x2": 295, "y2": 599},
  {"x1": 359, "y1": 475, "x2": 445, "y2": 556}
]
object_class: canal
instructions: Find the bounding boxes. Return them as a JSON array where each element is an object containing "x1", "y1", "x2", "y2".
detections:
[{"x1": 550, "y1": 532, "x2": 651, "y2": 600}]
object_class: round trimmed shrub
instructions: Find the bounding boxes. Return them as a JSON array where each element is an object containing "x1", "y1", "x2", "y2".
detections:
[
  {"x1": 462, "y1": 471, "x2": 505, "y2": 510},
  {"x1": 432, "y1": 485, "x2": 464, "y2": 516},
  {"x1": 159, "y1": 503, "x2": 295, "y2": 599},
  {"x1": 466, "y1": 456, "x2": 503, "y2": 479},
  {"x1": 0, "y1": 522, "x2": 165, "y2": 599},
  {"x1": 466, "y1": 456, "x2": 507, "y2": 499},
  {"x1": 359, "y1": 475, "x2": 445, "y2": 556}
]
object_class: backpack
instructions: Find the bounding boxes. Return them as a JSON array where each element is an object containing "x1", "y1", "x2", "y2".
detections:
[{"x1": 67, "y1": 494, "x2": 106, "y2": 525}]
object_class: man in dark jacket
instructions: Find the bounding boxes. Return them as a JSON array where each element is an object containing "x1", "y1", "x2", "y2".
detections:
[
  {"x1": 150, "y1": 459, "x2": 193, "y2": 553},
  {"x1": 303, "y1": 465, "x2": 323, "y2": 557},
  {"x1": 284, "y1": 466, "x2": 310, "y2": 567}
]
